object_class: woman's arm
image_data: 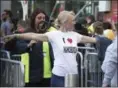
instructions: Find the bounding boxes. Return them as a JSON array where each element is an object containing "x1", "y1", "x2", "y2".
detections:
[
  {"x1": 78, "y1": 35, "x2": 97, "y2": 43},
  {"x1": 4, "y1": 33, "x2": 48, "y2": 42}
]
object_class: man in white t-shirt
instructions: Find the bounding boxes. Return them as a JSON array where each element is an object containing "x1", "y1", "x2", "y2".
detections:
[{"x1": 4, "y1": 11, "x2": 97, "y2": 87}]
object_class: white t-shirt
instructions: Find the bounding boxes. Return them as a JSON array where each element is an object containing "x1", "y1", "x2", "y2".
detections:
[{"x1": 45, "y1": 30, "x2": 83, "y2": 76}]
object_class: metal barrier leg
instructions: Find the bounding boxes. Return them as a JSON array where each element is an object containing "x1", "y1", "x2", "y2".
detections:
[
  {"x1": 78, "y1": 52, "x2": 84, "y2": 87},
  {"x1": 65, "y1": 74, "x2": 79, "y2": 87},
  {"x1": 84, "y1": 52, "x2": 89, "y2": 87},
  {"x1": 5, "y1": 62, "x2": 9, "y2": 85}
]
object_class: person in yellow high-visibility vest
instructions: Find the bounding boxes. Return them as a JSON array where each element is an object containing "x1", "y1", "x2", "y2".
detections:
[
  {"x1": 15, "y1": 8, "x2": 56, "y2": 87},
  {"x1": 86, "y1": 15, "x2": 95, "y2": 35},
  {"x1": 27, "y1": 8, "x2": 56, "y2": 87}
]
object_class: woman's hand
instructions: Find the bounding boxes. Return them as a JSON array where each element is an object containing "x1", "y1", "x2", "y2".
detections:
[{"x1": 3, "y1": 34, "x2": 16, "y2": 43}]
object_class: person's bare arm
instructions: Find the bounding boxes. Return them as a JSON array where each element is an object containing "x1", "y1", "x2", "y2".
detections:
[
  {"x1": 78, "y1": 35, "x2": 97, "y2": 43},
  {"x1": 4, "y1": 33, "x2": 48, "y2": 42}
]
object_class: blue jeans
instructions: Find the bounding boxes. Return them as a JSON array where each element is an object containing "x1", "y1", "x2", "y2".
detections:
[{"x1": 51, "y1": 74, "x2": 65, "y2": 87}]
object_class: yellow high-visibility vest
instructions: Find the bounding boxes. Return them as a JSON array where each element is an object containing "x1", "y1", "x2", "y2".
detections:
[
  {"x1": 48, "y1": 26, "x2": 57, "y2": 32},
  {"x1": 21, "y1": 53, "x2": 30, "y2": 83},
  {"x1": 43, "y1": 42, "x2": 52, "y2": 78},
  {"x1": 43, "y1": 26, "x2": 56, "y2": 78},
  {"x1": 87, "y1": 24, "x2": 94, "y2": 34},
  {"x1": 20, "y1": 44, "x2": 52, "y2": 82}
]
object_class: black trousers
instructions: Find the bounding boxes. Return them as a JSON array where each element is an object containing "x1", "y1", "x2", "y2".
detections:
[{"x1": 25, "y1": 78, "x2": 51, "y2": 87}]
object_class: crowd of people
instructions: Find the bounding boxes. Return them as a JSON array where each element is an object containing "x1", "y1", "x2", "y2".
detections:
[{"x1": 0, "y1": 8, "x2": 117, "y2": 87}]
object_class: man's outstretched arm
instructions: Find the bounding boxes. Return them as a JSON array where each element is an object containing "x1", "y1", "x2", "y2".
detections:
[{"x1": 4, "y1": 33, "x2": 48, "y2": 42}]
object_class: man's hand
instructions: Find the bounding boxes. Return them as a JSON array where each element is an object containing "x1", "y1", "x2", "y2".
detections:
[
  {"x1": 3, "y1": 34, "x2": 16, "y2": 43},
  {"x1": 27, "y1": 40, "x2": 37, "y2": 47}
]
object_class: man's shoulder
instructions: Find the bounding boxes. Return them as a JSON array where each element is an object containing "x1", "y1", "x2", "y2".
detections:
[{"x1": 97, "y1": 36, "x2": 112, "y2": 43}]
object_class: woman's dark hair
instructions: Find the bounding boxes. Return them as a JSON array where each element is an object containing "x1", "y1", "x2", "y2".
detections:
[
  {"x1": 103, "y1": 22, "x2": 112, "y2": 30},
  {"x1": 30, "y1": 8, "x2": 49, "y2": 29},
  {"x1": 86, "y1": 15, "x2": 95, "y2": 24}
]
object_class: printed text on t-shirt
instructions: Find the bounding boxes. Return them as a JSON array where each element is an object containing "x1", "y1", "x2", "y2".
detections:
[{"x1": 63, "y1": 46, "x2": 77, "y2": 53}]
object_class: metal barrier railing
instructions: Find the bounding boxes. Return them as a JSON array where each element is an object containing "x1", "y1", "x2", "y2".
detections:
[
  {"x1": 65, "y1": 47, "x2": 103, "y2": 87},
  {"x1": 11, "y1": 54, "x2": 21, "y2": 61},
  {"x1": 78, "y1": 46, "x2": 98, "y2": 87},
  {"x1": 0, "y1": 47, "x2": 103, "y2": 87},
  {"x1": 84, "y1": 52, "x2": 103, "y2": 87},
  {"x1": 77, "y1": 46, "x2": 95, "y2": 50},
  {"x1": 0, "y1": 50, "x2": 11, "y2": 59},
  {"x1": 0, "y1": 58, "x2": 25, "y2": 87}
]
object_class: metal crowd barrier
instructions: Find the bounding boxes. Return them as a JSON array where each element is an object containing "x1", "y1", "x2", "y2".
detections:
[
  {"x1": 77, "y1": 46, "x2": 95, "y2": 50},
  {"x1": 84, "y1": 52, "x2": 103, "y2": 87},
  {"x1": 0, "y1": 50, "x2": 11, "y2": 59},
  {"x1": 0, "y1": 58, "x2": 25, "y2": 87},
  {"x1": 65, "y1": 47, "x2": 103, "y2": 87},
  {"x1": 0, "y1": 50, "x2": 25, "y2": 87}
]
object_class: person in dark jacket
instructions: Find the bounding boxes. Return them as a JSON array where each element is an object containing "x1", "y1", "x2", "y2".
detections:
[
  {"x1": 93, "y1": 21, "x2": 112, "y2": 62},
  {"x1": 15, "y1": 8, "x2": 55, "y2": 87}
]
